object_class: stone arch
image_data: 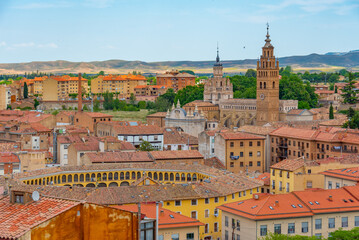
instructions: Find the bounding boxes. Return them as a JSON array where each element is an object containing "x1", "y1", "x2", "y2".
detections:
[
  {"x1": 98, "y1": 183, "x2": 107, "y2": 187},
  {"x1": 102, "y1": 173, "x2": 107, "y2": 181},
  {"x1": 108, "y1": 172, "x2": 113, "y2": 181},
  {"x1": 114, "y1": 172, "x2": 119, "y2": 180},
  {"x1": 181, "y1": 173, "x2": 185, "y2": 181},
  {"x1": 64, "y1": 184, "x2": 71, "y2": 187},
  {"x1": 224, "y1": 118, "x2": 232, "y2": 128},
  {"x1": 97, "y1": 173, "x2": 101, "y2": 181},
  {"x1": 250, "y1": 118, "x2": 256, "y2": 125},
  {"x1": 175, "y1": 173, "x2": 180, "y2": 181},
  {"x1": 86, "y1": 183, "x2": 96, "y2": 187},
  {"x1": 148, "y1": 172, "x2": 153, "y2": 179},
  {"x1": 91, "y1": 173, "x2": 96, "y2": 181},
  {"x1": 120, "y1": 172, "x2": 124, "y2": 180},
  {"x1": 120, "y1": 181, "x2": 130, "y2": 186},
  {"x1": 193, "y1": 174, "x2": 197, "y2": 181},
  {"x1": 76, "y1": 184, "x2": 84, "y2": 187},
  {"x1": 154, "y1": 172, "x2": 158, "y2": 180},
  {"x1": 125, "y1": 172, "x2": 130, "y2": 180},
  {"x1": 109, "y1": 182, "x2": 118, "y2": 187}
]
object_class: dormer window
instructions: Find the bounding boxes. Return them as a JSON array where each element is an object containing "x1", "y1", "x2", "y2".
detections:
[{"x1": 15, "y1": 194, "x2": 24, "y2": 204}]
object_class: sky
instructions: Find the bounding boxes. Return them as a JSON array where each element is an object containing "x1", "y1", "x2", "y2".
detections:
[{"x1": 0, "y1": 0, "x2": 358, "y2": 63}]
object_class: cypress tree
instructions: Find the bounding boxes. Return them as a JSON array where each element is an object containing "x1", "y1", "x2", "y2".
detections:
[
  {"x1": 329, "y1": 103, "x2": 334, "y2": 119},
  {"x1": 23, "y1": 82, "x2": 28, "y2": 99}
]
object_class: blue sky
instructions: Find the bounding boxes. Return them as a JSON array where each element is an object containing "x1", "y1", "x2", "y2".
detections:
[{"x1": 0, "y1": 0, "x2": 358, "y2": 63}]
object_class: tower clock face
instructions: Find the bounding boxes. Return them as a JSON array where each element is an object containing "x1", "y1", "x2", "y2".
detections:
[{"x1": 260, "y1": 93, "x2": 265, "y2": 100}]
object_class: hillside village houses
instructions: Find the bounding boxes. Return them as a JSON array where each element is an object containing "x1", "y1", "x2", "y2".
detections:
[{"x1": 1, "y1": 27, "x2": 359, "y2": 240}]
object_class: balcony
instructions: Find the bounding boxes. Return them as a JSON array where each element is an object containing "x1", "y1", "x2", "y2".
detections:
[
  {"x1": 278, "y1": 142, "x2": 288, "y2": 148},
  {"x1": 331, "y1": 147, "x2": 358, "y2": 153}
]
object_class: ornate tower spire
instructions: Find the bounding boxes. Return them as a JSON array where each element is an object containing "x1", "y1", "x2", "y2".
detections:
[
  {"x1": 215, "y1": 42, "x2": 222, "y2": 66},
  {"x1": 264, "y1": 23, "x2": 272, "y2": 48}
]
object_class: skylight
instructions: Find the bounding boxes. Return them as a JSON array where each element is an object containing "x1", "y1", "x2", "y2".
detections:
[
  {"x1": 341, "y1": 169, "x2": 347, "y2": 172},
  {"x1": 315, "y1": 201, "x2": 320, "y2": 205},
  {"x1": 347, "y1": 170, "x2": 352, "y2": 173},
  {"x1": 251, "y1": 205, "x2": 257, "y2": 209},
  {"x1": 291, "y1": 204, "x2": 297, "y2": 208},
  {"x1": 349, "y1": 199, "x2": 354, "y2": 202},
  {"x1": 298, "y1": 204, "x2": 303, "y2": 208},
  {"x1": 238, "y1": 202, "x2": 244, "y2": 205},
  {"x1": 309, "y1": 201, "x2": 314, "y2": 205},
  {"x1": 169, "y1": 215, "x2": 174, "y2": 218},
  {"x1": 353, "y1": 171, "x2": 357, "y2": 174},
  {"x1": 269, "y1": 206, "x2": 274, "y2": 210},
  {"x1": 343, "y1": 199, "x2": 348, "y2": 203}
]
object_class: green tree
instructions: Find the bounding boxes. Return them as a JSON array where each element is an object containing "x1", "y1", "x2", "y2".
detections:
[
  {"x1": 174, "y1": 84, "x2": 204, "y2": 106},
  {"x1": 159, "y1": 88, "x2": 176, "y2": 105},
  {"x1": 179, "y1": 70, "x2": 195, "y2": 75},
  {"x1": 138, "y1": 101, "x2": 146, "y2": 109},
  {"x1": 328, "y1": 227, "x2": 359, "y2": 240},
  {"x1": 103, "y1": 92, "x2": 114, "y2": 110},
  {"x1": 335, "y1": 86, "x2": 338, "y2": 93},
  {"x1": 139, "y1": 141, "x2": 155, "y2": 151},
  {"x1": 343, "y1": 109, "x2": 359, "y2": 129},
  {"x1": 154, "y1": 97, "x2": 171, "y2": 112},
  {"x1": 34, "y1": 99, "x2": 39, "y2": 109},
  {"x1": 245, "y1": 69, "x2": 257, "y2": 78},
  {"x1": 348, "y1": 107, "x2": 355, "y2": 118},
  {"x1": 98, "y1": 71, "x2": 105, "y2": 76},
  {"x1": 83, "y1": 104, "x2": 88, "y2": 111},
  {"x1": 341, "y1": 72, "x2": 357, "y2": 104},
  {"x1": 329, "y1": 103, "x2": 334, "y2": 119},
  {"x1": 261, "y1": 233, "x2": 319, "y2": 240},
  {"x1": 230, "y1": 75, "x2": 256, "y2": 99},
  {"x1": 51, "y1": 110, "x2": 59, "y2": 115},
  {"x1": 93, "y1": 100, "x2": 101, "y2": 112},
  {"x1": 130, "y1": 93, "x2": 136, "y2": 105},
  {"x1": 23, "y1": 82, "x2": 28, "y2": 99}
]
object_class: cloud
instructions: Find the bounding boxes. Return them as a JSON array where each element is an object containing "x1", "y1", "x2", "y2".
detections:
[
  {"x1": 13, "y1": 1, "x2": 72, "y2": 9},
  {"x1": 37, "y1": 43, "x2": 58, "y2": 48},
  {"x1": 83, "y1": 0, "x2": 114, "y2": 8},
  {"x1": 5, "y1": 42, "x2": 58, "y2": 49},
  {"x1": 0, "y1": 41, "x2": 6, "y2": 47},
  {"x1": 13, "y1": 42, "x2": 35, "y2": 48}
]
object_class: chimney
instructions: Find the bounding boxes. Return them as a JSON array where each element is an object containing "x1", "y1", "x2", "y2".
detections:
[
  {"x1": 328, "y1": 195, "x2": 333, "y2": 201},
  {"x1": 78, "y1": 73, "x2": 82, "y2": 111},
  {"x1": 274, "y1": 200, "x2": 279, "y2": 206},
  {"x1": 160, "y1": 210, "x2": 164, "y2": 216}
]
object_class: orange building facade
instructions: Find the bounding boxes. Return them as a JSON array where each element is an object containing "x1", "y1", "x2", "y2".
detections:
[{"x1": 156, "y1": 70, "x2": 196, "y2": 92}]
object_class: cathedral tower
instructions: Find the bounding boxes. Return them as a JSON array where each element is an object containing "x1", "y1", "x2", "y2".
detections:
[
  {"x1": 256, "y1": 24, "x2": 280, "y2": 125},
  {"x1": 203, "y1": 46, "x2": 233, "y2": 105}
]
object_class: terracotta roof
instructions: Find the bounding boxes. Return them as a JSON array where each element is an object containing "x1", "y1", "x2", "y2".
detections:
[
  {"x1": 134, "y1": 85, "x2": 167, "y2": 89},
  {"x1": 183, "y1": 100, "x2": 216, "y2": 107},
  {"x1": 0, "y1": 143, "x2": 21, "y2": 152},
  {"x1": 270, "y1": 158, "x2": 307, "y2": 171},
  {"x1": 320, "y1": 167, "x2": 359, "y2": 182},
  {"x1": 85, "y1": 152, "x2": 152, "y2": 163},
  {"x1": 29, "y1": 123, "x2": 51, "y2": 132},
  {"x1": 255, "y1": 172, "x2": 270, "y2": 186},
  {"x1": 57, "y1": 135, "x2": 98, "y2": 144},
  {"x1": 82, "y1": 112, "x2": 113, "y2": 118},
  {"x1": 315, "y1": 90, "x2": 334, "y2": 94},
  {"x1": 287, "y1": 109, "x2": 312, "y2": 116},
  {"x1": 114, "y1": 125, "x2": 163, "y2": 135},
  {"x1": 204, "y1": 157, "x2": 226, "y2": 170},
  {"x1": 237, "y1": 126, "x2": 276, "y2": 136},
  {"x1": 72, "y1": 142, "x2": 99, "y2": 152},
  {"x1": 219, "y1": 132, "x2": 265, "y2": 140},
  {"x1": 0, "y1": 153, "x2": 19, "y2": 163},
  {"x1": 115, "y1": 203, "x2": 204, "y2": 229},
  {"x1": 0, "y1": 195, "x2": 79, "y2": 239},
  {"x1": 293, "y1": 188, "x2": 359, "y2": 214},
  {"x1": 218, "y1": 193, "x2": 313, "y2": 220},
  {"x1": 100, "y1": 74, "x2": 146, "y2": 81},
  {"x1": 150, "y1": 150, "x2": 203, "y2": 160}
]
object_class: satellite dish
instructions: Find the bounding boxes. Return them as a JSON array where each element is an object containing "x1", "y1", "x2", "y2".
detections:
[{"x1": 32, "y1": 191, "x2": 40, "y2": 201}]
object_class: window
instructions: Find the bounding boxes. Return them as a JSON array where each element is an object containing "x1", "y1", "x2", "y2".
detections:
[
  {"x1": 205, "y1": 198, "x2": 209, "y2": 204},
  {"x1": 243, "y1": 191, "x2": 246, "y2": 196},
  {"x1": 175, "y1": 200, "x2": 181, "y2": 206},
  {"x1": 354, "y1": 216, "x2": 359, "y2": 227},
  {"x1": 141, "y1": 221, "x2": 154, "y2": 240},
  {"x1": 214, "y1": 222, "x2": 219, "y2": 232},
  {"x1": 336, "y1": 182, "x2": 340, "y2": 189},
  {"x1": 307, "y1": 181, "x2": 312, "y2": 189},
  {"x1": 328, "y1": 181, "x2": 332, "y2": 189},
  {"x1": 288, "y1": 223, "x2": 295, "y2": 234},
  {"x1": 329, "y1": 218, "x2": 335, "y2": 228},
  {"x1": 257, "y1": 161, "x2": 261, "y2": 166},
  {"x1": 230, "y1": 142, "x2": 234, "y2": 147},
  {"x1": 186, "y1": 233, "x2": 194, "y2": 240},
  {"x1": 240, "y1": 142, "x2": 244, "y2": 147},
  {"x1": 272, "y1": 180, "x2": 275, "y2": 190},
  {"x1": 236, "y1": 220, "x2": 240, "y2": 231},
  {"x1": 224, "y1": 196, "x2": 227, "y2": 202},
  {"x1": 272, "y1": 169, "x2": 275, "y2": 176},
  {"x1": 249, "y1": 161, "x2": 253, "y2": 167},
  {"x1": 342, "y1": 217, "x2": 348, "y2": 228},
  {"x1": 257, "y1": 151, "x2": 261, "y2": 156},
  {"x1": 225, "y1": 216, "x2": 229, "y2": 227},
  {"x1": 205, "y1": 209, "x2": 209, "y2": 218},
  {"x1": 249, "y1": 141, "x2": 252, "y2": 146},
  {"x1": 286, "y1": 183, "x2": 290, "y2": 192},
  {"x1": 232, "y1": 193, "x2": 235, "y2": 199},
  {"x1": 274, "y1": 224, "x2": 281, "y2": 234},
  {"x1": 191, "y1": 199, "x2": 197, "y2": 205},
  {"x1": 315, "y1": 219, "x2": 322, "y2": 229},
  {"x1": 230, "y1": 162, "x2": 234, "y2": 168},
  {"x1": 315, "y1": 233, "x2": 322, "y2": 239},
  {"x1": 171, "y1": 234, "x2": 179, "y2": 240},
  {"x1": 257, "y1": 141, "x2": 261, "y2": 146},
  {"x1": 302, "y1": 222, "x2": 308, "y2": 233},
  {"x1": 249, "y1": 152, "x2": 253, "y2": 157},
  {"x1": 260, "y1": 225, "x2": 267, "y2": 236},
  {"x1": 15, "y1": 194, "x2": 24, "y2": 203},
  {"x1": 215, "y1": 197, "x2": 219, "y2": 203},
  {"x1": 230, "y1": 152, "x2": 234, "y2": 157},
  {"x1": 240, "y1": 152, "x2": 244, "y2": 157},
  {"x1": 225, "y1": 230, "x2": 229, "y2": 240},
  {"x1": 236, "y1": 234, "x2": 240, "y2": 240},
  {"x1": 64, "y1": 154, "x2": 68, "y2": 159}
]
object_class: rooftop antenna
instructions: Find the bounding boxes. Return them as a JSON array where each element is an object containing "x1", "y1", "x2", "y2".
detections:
[{"x1": 32, "y1": 191, "x2": 40, "y2": 201}]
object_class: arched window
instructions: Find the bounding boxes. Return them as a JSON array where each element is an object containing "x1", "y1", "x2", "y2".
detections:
[
  {"x1": 165, "y1": 173, "x2": 169, "y2": 181},
  {"x1": 80, "y1": 174, "x2": 85, "y2": 182},
  {"x1": 137, "y1": 172, "x2": 141, "y2": 179},
  {"x1": 181, "y1": 173, "x2": 185, "y2": 181},
  {"x1": 193, "y1": 174, "x2": 197, "y2": 181},
  {"x1": 97, "y1": 173, "x2": 101, "y2": 182},
  {"x1": 264, "y1": 82, "x2": 266, "y2": 89},
  {"x1": 62, "y1": 175, "x2": 66, "y2": 183},
  {"x1": 159, "y1": 173, "x2": 163, "y2": 181},
  {"x1": 125, "y1": 172, "x2": 130, "y2": 180},
  {"x1": 35, "y1": 179, "x2": 38, "y2": 185},
  {"x1": 74, "y1": 174, "x2": 78, "y2": 182},
  {"x1": 120, "y1": 172, "x2": 124, "y2": 180},
  {"x1": 132, "y1": 172, "x2": 136, "y2": 180},
  {"x1": 260, "y1": 82, "x2": 262, "y2": 89},
  {"x1": 273, "y1": 81, "x2": 275, "y2": 88},
  {"x1": 108, "y1": 172, "x2": 113, "y2": 180},
  {"x1": 175, "y1": 173, "x2": 180, "y2": 181},
  {"x1": 187, "y1": 174, "x2": 191, "y2": 181},
  {"x1": 148, "y1": 172, "x2": 152, "y2": 179},
  {"x1": 103, "y1": 173, "x2": 107, "y2": 181},
  {"x1": 114, "y1": 172, "x2": 119, "y2": 180},
  {"x1": 154, "y1": 172, "x2": 158, "y2": 180}
]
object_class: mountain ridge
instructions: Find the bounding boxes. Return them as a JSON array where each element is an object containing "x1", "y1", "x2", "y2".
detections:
[{"x1": 1, "y1": 51, "x2": 358, "y2": 74}]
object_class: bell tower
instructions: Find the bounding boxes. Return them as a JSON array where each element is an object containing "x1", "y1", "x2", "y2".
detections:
[{"x1": 256, "y1": 24, "x2": 280, "y2": 125}]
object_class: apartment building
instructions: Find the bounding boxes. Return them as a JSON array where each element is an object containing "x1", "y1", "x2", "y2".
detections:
[
  {"x1": 321, "y1": 166, "x2": 359, "y2": 189},
  {"x1": 156, "y1": 70, "x2": 196, "y2": 92},
  {"x1": 214, "y1": 131, "x2": 265, "y2": 173},
  {"x1": 134, "y1": 85, "x2": 167, "y2": 97},
  {"x1": 42, "y1": 75, "x2": 88, "y2": 101},
  {"x1": 218, "y1": 186, "x2": 359, "y2": 240},
  {"x1": 269, "y1": 157, "x2": 359, "y2": 194},
  {"x1": 270, "y1": 126, "x2": 359, "y2": 164},
  {"x1": 91, "y1": 74, "x2": 147, "y2": 98},
  {"x1": 0, "y1": 85, "x2": 11, "y2": 110}
]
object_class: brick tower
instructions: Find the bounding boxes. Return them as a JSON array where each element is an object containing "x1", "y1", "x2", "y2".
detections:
[{"x1": 256, "y1": 24, "x2": 280, "y2": 126}]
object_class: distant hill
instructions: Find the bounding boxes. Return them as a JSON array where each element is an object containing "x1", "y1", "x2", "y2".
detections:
[{"x1": 1, "y1": 50, "x2": 359, "y2": 74}]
